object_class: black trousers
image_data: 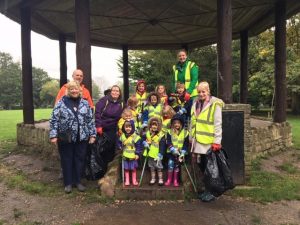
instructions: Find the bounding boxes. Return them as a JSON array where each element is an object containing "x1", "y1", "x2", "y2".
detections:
[
  {"x1": 198, "y1": 154, "x2": 208, "y2": 173},
  {"x1": 58, "y1": 141, "x2": 88, "y2": 186},
  {"x1": 102, "y1": 128, "x2": 117, "y2": 163}
]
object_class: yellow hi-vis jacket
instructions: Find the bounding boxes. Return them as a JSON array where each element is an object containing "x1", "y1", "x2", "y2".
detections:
[
  {"x1": 191, "y1": 97, "x2": 224, "y2": 144},
  {"x1": 120, "y1": 133, "x2": 141, "y2": 159},
  {"x1": 136, "y1": 92, "x2": 147, "y2": 114},
  {"x1": 143, "y1": 131, "x2": 164, "y2": 159},
  {"x1": 168, "y1": 129, "x2": 189, "y2": 152},
  {"x1": 173, "y1": 61, "x2": 198, "y2": 98}
]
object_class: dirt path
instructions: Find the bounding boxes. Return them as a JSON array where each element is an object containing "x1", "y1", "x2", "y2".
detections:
[{"x1": 0, "y1": 151, "x2": 300, "y2": 225}]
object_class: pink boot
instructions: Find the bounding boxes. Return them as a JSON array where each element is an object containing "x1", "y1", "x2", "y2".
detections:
[
  {"x1": 164, "y1": 170, "x2": 173, "y2": 186},
  {"x1": 173, "y1": 170, "x2": 179, "y2": 187},
  {"x1": 132, "y1": 169, "x2": 138, "y2": 186},
  {"x1": 124, "y1": 170, "x2": 130, "y2": 186}
]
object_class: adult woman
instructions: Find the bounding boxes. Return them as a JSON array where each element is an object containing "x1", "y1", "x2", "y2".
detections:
[
  {"x1": 190, "y1": 81, "x2": 224, "y2": 202},
  {"x1": 172, "y1": 49, "x2": 199, "y2": 101},
  {"x1": 49, "y1": 81, "x2": 96, "y2": 193},
  {"x1": 95, "y1": 85, "x2": 123, "y2": 163}
]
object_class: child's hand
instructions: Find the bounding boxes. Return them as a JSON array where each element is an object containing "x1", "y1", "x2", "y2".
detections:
[{"x1": 135, "y1": 155, "x2": 139, "y2": 160}]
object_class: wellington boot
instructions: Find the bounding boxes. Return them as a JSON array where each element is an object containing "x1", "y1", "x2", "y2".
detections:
[
  {"x1": 164, "y1": 171, "x2": 173, "y2": 186},
  {"x1": 158, "y1": 171, "x2": 164, "y2": 186},
  {"x1": 173, "y1": 170, "x2": 179, "y2": 187},
  {"x1": 132, "y1": 169, "x2": 138, "y2": 186},
  {"x1": 125, "y1": 170, "x2": 130, "y2": 186}
]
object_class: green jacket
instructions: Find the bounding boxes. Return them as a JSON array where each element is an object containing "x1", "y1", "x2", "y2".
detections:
[{"x1": 172, "y1": 59, "x2": 199, "y2": 94}]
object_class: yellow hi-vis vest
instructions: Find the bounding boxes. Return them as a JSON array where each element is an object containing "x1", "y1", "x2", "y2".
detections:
[
  {"x1": 143, "y1": 131, "x2": 164, "y2": 159},
  {"x1": 191, "y1": 99, "x2": 224, "y2": 144},
  {"x1": 136, "y1": 92, "x2": 147, "y2": 114},
  {"x1": 170, "y1": 96, "x2": 185, "y2": 109},
  {"x1": 120, "y1": 133, "x2": 140, "y2": 159},
  {"x1": 168, "y1": 129, "x2": 189, "y2": 152},
  {"x1": 147, "y1": 104, "x2": 162, "y2": 120},
  {"x1": 162, "y1": 118, "x2": 171, "y2": 135},
  {"x1": 173, "y1": 61, "x2": 198, "y2": 98}
]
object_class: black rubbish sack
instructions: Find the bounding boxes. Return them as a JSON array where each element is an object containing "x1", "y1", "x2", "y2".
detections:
[
  {"x1": 85, "y1": 134, "x2": 110, "y2": 180},
  {"x1": 203, "y1": 148, "x2": 235, "y2": 197}
]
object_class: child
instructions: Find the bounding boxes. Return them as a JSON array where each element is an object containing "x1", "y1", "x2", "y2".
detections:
[
  {"x1": 118, "y1": 120, "x2": 143, "y2": 186},
  {"x1": 142, "y1": 117, "x2": 166, "y2": 186},
  {"x1": 135, "y1": 80, "x2": 148, "y2": 115},
  {"x1": 161, "y1": 105, "x2": 176, "y2": 136},
  {"x1": 155, "y1": 84, "x2": 168, "y2": 106},
  {"x1": 117, "y1": 108, "x2": 133, "y2": 136},
  {"x1": 165, "y1": 115, "x2": 189, "y2": 187},
  {"x1": 127, "y1": 95, "x2": 140, "y2": 131},
  {"x1": 142, "y1": 92, "x2": 162, "y2": 127}
]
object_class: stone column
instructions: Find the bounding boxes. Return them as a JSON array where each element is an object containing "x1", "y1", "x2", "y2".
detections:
[{"x1": 240, "y1": 30, "x2": 248, "y2": 103}]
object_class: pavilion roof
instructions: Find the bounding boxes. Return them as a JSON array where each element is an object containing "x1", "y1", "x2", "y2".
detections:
[{"x1": 1, "y1": 0, "x2": 299, "y2": 49}]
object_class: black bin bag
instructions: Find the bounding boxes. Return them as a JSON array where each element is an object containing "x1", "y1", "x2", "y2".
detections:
[
  {"x1": 203, "y1": 148, "x2": 235, "y2": 197},
  {"x1": 85, "y1": 134, "x2": 110, "y2": 180}
]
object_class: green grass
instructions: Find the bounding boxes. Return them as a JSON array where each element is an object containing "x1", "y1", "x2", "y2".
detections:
[
  {"x1": 277, "y1": 162, "x2": 298, "y2": 174},
  {"x1": 0, "y1": 108, "x2": 52, "y2": 141},
  {"x1": 231, "y1": 157, "x2": 300, "y2": 202},
  {"x1": 287, "y1": 115, "x2": 300, "y2": 149}
]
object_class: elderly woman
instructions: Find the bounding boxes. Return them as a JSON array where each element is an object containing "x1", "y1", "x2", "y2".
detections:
[
  {"x1": 49, "y1": 81, "x2": 96, "y2": 193},
  {"x1": 190, "y1": 81, "x2": 224, "y2": 202},
  {"x1": 95, "y1": 85, "x2": 123, "y2": 163}
]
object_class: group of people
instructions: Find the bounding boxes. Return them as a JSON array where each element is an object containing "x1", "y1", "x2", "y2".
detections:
[{"x1": 49, "y1": 49, "x2": 224, "y2": 202}]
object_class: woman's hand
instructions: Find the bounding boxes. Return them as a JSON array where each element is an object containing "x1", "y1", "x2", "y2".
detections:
[
  {"x1": 89, "y1": 136, "x2": 96, "y2": 144},
  {"x1": 50, "y1": 138, "x2": 58, "y2": 145}
]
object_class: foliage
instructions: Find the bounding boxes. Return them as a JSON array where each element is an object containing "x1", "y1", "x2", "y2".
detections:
[
  {"x1": 92, "y1": 80, "x2": 101, "y2": 102},
  {"x1": 0, "y1": 52, "x2": 22, "y2": 109},
  {"x1": 32, "y1": 67, "x2": 51, "y2": 108},
  {"x1": 40, "y1": 79, "x2": 59, "y2": 107}
]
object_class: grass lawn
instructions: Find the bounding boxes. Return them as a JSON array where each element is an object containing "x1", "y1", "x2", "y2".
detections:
[
  {"x1": 287, "y1": 115, "x2": 300, "y2": 149},
  {"x1": 0, "y1": 108, "x2": 52, "y2": 141}
]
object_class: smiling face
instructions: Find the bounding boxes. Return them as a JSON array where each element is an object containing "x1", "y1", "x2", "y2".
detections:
[
  {"x1": 150, "y1": 122, "x2": 158, "y2": 132},
  {"x1": 150, "y1": 95, "x2": 158, "y2": 105},
  {"x1": 69, "y1": 86, "x2": 80, "y2": 98},
  {"x1": 177, "y1": 50, "x2": 187, "y2": 64},
  {"x1": 111, "y1": 86, "x2": 121, "y2": 100},
  {"x1": 124, "y1": 123, "x2": 132, "y2": 134},
  {"x1": 138, "y1": 83, "x2": 145, "y2": 92},
  {"x1": 172, "y1": 120, "x2": 182, "y2": 131},
  {"x1": 197, "y1": 83, "x2": 210, "y2": 101},
  {"x1": 72, "y1": 69, "x2": 84, "y2": 84},
  {"x1": 157, "y1": 85, "x2": 165, "y2": 95}
]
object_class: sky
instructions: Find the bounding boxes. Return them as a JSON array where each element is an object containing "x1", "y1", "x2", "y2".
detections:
[{"x1": 0, "y1": 14, "x2": 123, "y2": 90}]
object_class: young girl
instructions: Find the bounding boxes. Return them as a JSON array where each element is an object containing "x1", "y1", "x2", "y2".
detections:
[
  {"x1": 117, "y1": 108, "x2": 133, "y2": 136},
  {"x1": 155, "y1": 84, "x2": 168, "y2": 106},
  {"x1": 142, "y1": 117, "x2": 166, "y2": 186},
  {"x1": 142, "y1": 92, "x2": 162, "y2": 126},
  {"x1": 118, "y1": 120, "x2": 143, "y2": 186},
  {"x1": 165, "y1": 115, "x2": 189, "y2": 187},
  {"x1": 161, "y1": 105, "x2": 176, "y2": 136}
]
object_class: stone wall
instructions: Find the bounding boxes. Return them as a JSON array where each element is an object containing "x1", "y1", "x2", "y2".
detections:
[{"x1": 17, "y1": 120, "x2": 58, "y2": 158}]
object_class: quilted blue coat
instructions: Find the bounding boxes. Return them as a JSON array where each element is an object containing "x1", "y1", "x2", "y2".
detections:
[{"x1": 49, "y1": 96, "x2": 96, "y2": 142}]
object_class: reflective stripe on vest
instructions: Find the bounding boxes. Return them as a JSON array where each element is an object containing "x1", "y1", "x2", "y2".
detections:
[
  {"x1": 143, "y1": 131, "x2": 163, "y2": 159},
  {"x1": 148, "y1": 104, "x2": 162, "y2": 119},
  {"x1": 136, "y1": 92, "x2": 147, "y2": 114},
  {"x1": 173, "y1": 61, "x2": 198, "y2": 98},
  {"x1": 169, "y1": 129, "x2": 188, "y2": 151},
  {"x1": 121, "y1": 133, "x2": 140, "y2": 159},
  {"x1": 194, "y1": 101, "x2": 222, "y2": 144},
  {"x1": 162, "y1": 118, "x2": 171, "y2": 135}
]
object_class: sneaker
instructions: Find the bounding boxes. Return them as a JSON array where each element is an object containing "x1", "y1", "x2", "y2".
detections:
[
  {"x1": 200, "y1": 192, "x2": 216, "y2": 202},
  {"x1": 64, "y1": 185, "x2": 72, "y2": 194},
  {"x1": 76, "y1": 183, "x2": 86, "y2": 192},
  {"x1": 158, "y1": 179, "x2": 164, "y2": 186}
]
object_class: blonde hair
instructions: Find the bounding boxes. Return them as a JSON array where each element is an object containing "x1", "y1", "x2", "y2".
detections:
[
  {"x1": 127, "y1": 95, "x2": 138, "y2": 108},
  {"x1": 121, "y1": 108, "x2": 133, "y2": 119},
  {"x1": 162, "y1": 105, "x2": 176, "y2": 118},
  {"x1": 155, "y1": 84, "x2": 166, "y2": 95},
  {"x1": 66, "y1": 81, "x2": 82, "y2": 97},
  {"x1": 197, "y1": 81, "x2": 211, "y2": 95}
]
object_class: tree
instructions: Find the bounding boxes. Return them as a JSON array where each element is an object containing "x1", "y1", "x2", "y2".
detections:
[
  {"x1": 32, "y1": 67, "x2": 51, "y2": 108},
  {"x1": 0, "y1": 52, "x2": 22, "y2": 109},
  {"x1": 92, "y1": 80, "x2": 101, "y2": 103},
  {"x1": 40, "y1": 79, "x2": 59, "y2": 107}
]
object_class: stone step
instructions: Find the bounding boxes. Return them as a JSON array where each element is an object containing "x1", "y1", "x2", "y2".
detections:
[{"x1": 115, "y1": 185, "x2": 185, "y2": 200}]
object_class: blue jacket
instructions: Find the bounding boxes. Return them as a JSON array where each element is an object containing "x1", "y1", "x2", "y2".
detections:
[{"x1": 49, "y1": 96, "x2": 96, "y2": 142}]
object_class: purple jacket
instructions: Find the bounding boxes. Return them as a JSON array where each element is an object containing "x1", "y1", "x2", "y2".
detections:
[{"x1": 95, "y1": 95, "x2": 123, "y2": 130}]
